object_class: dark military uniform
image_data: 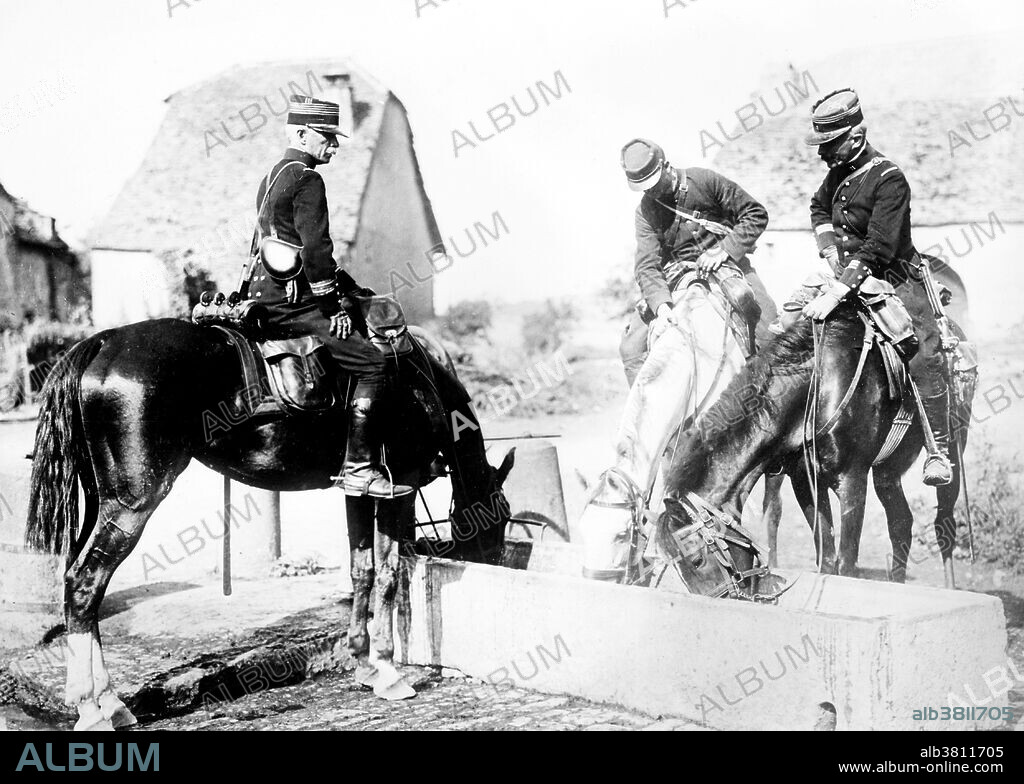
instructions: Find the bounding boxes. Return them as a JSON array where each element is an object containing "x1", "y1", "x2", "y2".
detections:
[
  {"x1": 810, "y1": 144, "x2": 944, "y2": 398},
  {"x1": 619, "y1": 166, "x2": 777, "y2": 384},
  {"x1": 249, "y1": 148, "x2": 386, "y2": 382}
]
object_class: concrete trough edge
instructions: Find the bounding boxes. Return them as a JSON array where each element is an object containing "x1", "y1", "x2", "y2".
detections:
[{"x1": 394, "y1": 554, "x2": 1009, "y2": 731}]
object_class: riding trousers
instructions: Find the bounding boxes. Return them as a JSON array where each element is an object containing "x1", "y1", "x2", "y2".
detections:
[
  {"x1": 893, "y1": 276, "x2": 946, "y2": 399},
  {"x1": 263, "y1": 301, "x2": 388, "y2": 387},
  {"x1": 619, "y1": 260, "x2": 777, "y2": 386}
]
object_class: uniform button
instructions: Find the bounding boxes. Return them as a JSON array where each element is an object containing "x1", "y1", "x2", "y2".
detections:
[
  {"x1": 256, "y1": 292, "x2": 263, "y2": 298},
  {"x1": 841, "y1": 196, "x2": 847, "y2": 201}
]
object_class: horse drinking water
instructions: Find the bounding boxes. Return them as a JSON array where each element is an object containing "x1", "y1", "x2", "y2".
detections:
[{"x1": 25, "y1": 317, "x2": 514, "y2": 731}]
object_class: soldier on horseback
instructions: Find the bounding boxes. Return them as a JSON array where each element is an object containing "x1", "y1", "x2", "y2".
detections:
[
  {"x1": 246, "y1": 95, "x2": 413, "y2": 498},
  {"x1": 799, "y1": 88, "x2": 953, "y2": 486},
  {"x1": 618, "y1": 138, "x2": 779, "y2": 385}
]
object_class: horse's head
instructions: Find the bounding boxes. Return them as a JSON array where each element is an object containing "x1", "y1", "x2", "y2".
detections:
[
  {"x1": 579, "y1": 468, "x2": 645, "y2": 583},
  {"x1": 449, "y1": 446, "x2": 515, "y2": 565},
  {"x1": 655, "y1": 494, "x2": 768, "y2": 598}
]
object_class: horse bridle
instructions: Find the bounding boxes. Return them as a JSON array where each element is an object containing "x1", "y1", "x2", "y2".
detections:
[
  {"x1": 664, "y1": 492, "x2": 778, "y2": 601},
  {"x1": 592, "y1": 466, "x2": 782, "y2": 601},
  {"x1": 587, "y1": 467, "x2": 648, "y2": 585}
]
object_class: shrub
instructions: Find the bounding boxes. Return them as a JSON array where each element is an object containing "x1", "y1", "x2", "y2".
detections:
[
  {"x1": 600, "y1": 267, "x2": 640, "y2": 318},
  {"x1": 521, "y1": 299, "x2": 575, "y2": 356},
  {"x1": 442, "y1": 299, "x2": 492, "y2": 341},
  {"x1": 958, "y1": 437, "x2": 1024, "y2": 574}
]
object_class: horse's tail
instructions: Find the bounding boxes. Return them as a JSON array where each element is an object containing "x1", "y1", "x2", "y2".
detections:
[{"x1": 25, "y1": 333, "x2": 106, "y2": 556}]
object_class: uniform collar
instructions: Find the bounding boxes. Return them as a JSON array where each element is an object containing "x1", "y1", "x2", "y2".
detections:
[
  {"x1": 845, "y1": 143, "x2": 877, "y2": 172},
  {"x1": 283, "y1": 147, "x2": 320, "y2": 168}
]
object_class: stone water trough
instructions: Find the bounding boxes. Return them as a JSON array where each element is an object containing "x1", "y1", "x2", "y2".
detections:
[{"x1": 397, "y1": 541, "x2": 1008, "y2": 731}]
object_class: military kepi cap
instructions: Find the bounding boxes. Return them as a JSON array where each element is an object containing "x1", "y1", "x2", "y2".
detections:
[
  {"x1": 804, "y1": 88, "x2": 863, "y2": 146},
  {"x1": 621, "y1": 138, "x2": 666, "y2": 191},
  {"x1": 287, "y1": 94, "x2": 348, "y2": 137}
]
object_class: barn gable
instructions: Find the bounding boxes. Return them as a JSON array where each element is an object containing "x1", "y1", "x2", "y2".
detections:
[{"x1": 89, "y1": 59, "x2": 440, "y2": 321}]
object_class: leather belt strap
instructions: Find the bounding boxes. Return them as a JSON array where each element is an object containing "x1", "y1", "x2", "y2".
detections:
[{"x1": 655, "y1": 200, "x2": 731, "y2": 237}]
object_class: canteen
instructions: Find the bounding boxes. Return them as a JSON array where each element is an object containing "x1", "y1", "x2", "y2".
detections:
[{"x1": 259, "y1": 236, "x2": 303, "y2": 281}]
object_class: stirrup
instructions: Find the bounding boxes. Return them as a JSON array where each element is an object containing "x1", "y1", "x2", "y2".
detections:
[
  {"x1": 331, "y1": 469, "x2": 414, "y2": 498},
  {"x1": 922, "y1": 452, "x2": 953, "y2": 487}
]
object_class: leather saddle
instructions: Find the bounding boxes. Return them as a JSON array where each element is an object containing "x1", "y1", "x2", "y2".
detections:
[{"x1": 192, "y1": 293, "x2": 337, "y2": 419}]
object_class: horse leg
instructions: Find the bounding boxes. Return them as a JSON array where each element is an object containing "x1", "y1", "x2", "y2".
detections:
[
  {"x1": 935, "y1": 468, "x2": 961, "y2": 589},
  {"x1": 836, "y1": 470, "x2": 869, "y2": 578},
  {"x1": 872, "y1": 468, "x2": 913, "y2": 583},
  {"x1": 346, "y1": 496, "x2": 376, "y2": 687},
  {"x1": 788, "y1": 469, "x2": 836, "y2": 574},
  {"x1": 368, "y1": 491, "x2": 417, "y2": 701},
  {"x1": 762, "y1": 473, "x2": 784, "y2": 569},
  {"x1": 65, "y1": 498, "x2": 158, "y2": 731}
]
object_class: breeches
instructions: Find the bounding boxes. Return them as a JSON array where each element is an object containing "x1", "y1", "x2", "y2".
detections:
[
  {"x1": 264, "y1": 304, "x2": 387, "y2": 384},
  {"x1": 895, "y1": 277, "x2": 946, "y2": 399}
]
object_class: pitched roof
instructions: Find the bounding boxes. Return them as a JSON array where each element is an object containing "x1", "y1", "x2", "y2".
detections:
[
  {"x1": 0, "y1": 179, "x2": 70, "y2": 251},
  {"x1": 90, "y1": 59, "x2": 392, "y2": 267},
  {"x1": 711, "y1": 35, "x2": 1024, "y2": 229}
]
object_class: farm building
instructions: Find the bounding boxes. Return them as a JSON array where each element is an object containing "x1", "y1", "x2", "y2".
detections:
[
  {"x1": 0, "y1": 180, "x2": 86, "y2": 327},
  {"x1": 89, "y1": 59, "x2": 443, "y2": 328}
]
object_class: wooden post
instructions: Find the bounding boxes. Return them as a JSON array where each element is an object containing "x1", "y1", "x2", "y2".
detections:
[{"x1": 222, "y1": 476, "x2": 232, "y2": 596}]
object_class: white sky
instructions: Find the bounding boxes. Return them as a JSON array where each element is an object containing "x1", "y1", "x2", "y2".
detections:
[{"x1": 0, "y1": 0, "x2": 1021, "y2": 304}]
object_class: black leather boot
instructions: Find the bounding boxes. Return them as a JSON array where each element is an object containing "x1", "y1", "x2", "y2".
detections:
[
  {"x1": 921, "y1": 391, "x2": 953, "y2": 487},
  {"x1": 334, "y1": 393, "x2": 414, "y2": 498}
]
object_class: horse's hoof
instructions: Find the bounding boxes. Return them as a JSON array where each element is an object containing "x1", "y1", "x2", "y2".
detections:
[
  {"x1": 74, "y1": 712, "x2": 115, "y2": 732},
  {"x1": 98, "y1": 690, "x2": 137, "y2": 728},
  {"x1": 354, "y1": 664, "x2": 378, "y2": 688},
  {"x1": 374, "y1": 677, "x2": 416, "y2": 701}
]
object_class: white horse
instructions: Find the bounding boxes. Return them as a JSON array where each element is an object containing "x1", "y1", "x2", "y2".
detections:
[{"x1": 580, "y1": 270, "x2": 780, "y2": 583}]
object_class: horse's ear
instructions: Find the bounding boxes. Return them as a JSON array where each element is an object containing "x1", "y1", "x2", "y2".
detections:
[{"x1": 495, "y1": 447, "x2": 516, "y2": 487}]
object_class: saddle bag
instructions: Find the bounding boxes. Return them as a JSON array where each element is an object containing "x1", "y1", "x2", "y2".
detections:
[
  {"x1": 258, "y1": 336, "x2": 334, "y2": 412},
  {"x1": 357, "y1": 294, "x2": 413, "y2": 356},
  {"x1": 858, "y1": 276, "x2": 918, "y2": 359}
]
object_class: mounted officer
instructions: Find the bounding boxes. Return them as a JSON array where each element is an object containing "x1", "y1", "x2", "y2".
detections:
[
  {"x1": 246, "y1": 95, "x2": 413, "y2": 498},
  {"x1": 800, "y1": 88, "x2": 953, "y2": 486},
  {"x1": 618, "y1": 138, "x2": 778, "y2": 385}
]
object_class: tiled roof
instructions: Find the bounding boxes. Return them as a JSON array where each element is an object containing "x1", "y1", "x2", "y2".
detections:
[
  {"x1": 713, "y1": 101, "x2": 1024, "y2": 230},
  {"x1": 711, "y1": 33, "x2": 1024, "y2": 229},
  {"x1": 90, "y1": 59, "x2": 390, "y2": 271},
  {"x1": 0, "y1": 180, "x2": 70, "y2": 251}
]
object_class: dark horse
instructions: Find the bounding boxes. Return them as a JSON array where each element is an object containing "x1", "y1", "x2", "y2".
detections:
[
  {"x1": 24, "y1": 318, "x2": 514, "y2": 731},
  {"x1": 657, "y1": 305, "x2": 973, "y2": 589}
]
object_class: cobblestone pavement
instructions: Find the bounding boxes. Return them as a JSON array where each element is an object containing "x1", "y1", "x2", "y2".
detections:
[{"x1": 139, "y1": 669, "x2": 705, "y2": 731}]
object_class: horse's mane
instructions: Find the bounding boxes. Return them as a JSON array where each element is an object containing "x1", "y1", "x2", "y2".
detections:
[{"x1": 672, "y1": 310, "x2": 864, "y2": 485}]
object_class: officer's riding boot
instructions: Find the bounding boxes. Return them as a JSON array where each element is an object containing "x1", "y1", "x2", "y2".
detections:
[
  {"x1": 920, "y1": 390, "x2": 954, "y2": 487},
  {"x1": 335, "y1": 385, "x2": 414, "y2": 498}
]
